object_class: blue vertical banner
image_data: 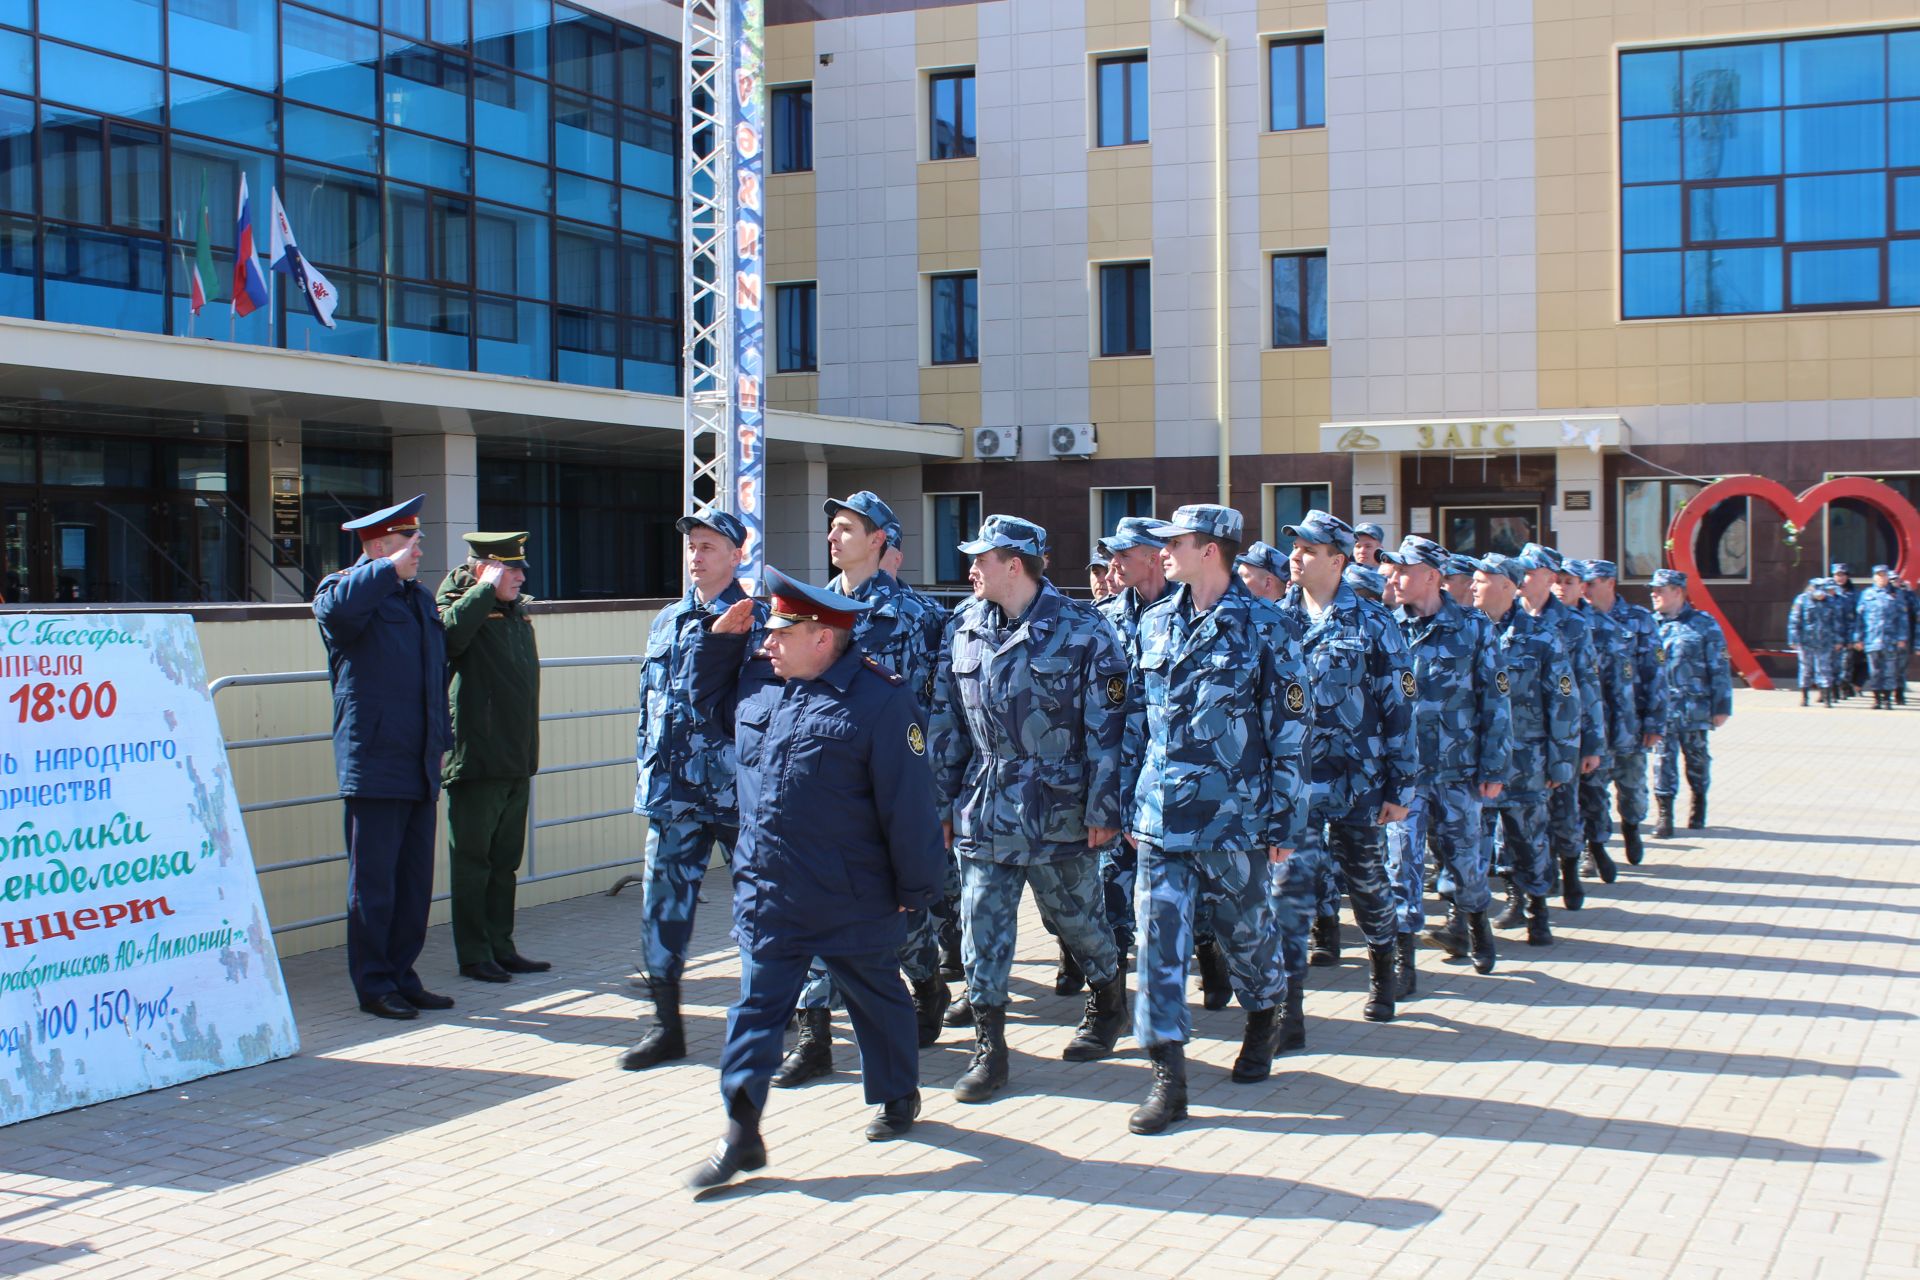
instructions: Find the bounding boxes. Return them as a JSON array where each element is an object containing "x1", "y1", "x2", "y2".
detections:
[{"x1": 729, "y1": 0, "x2": 768, "y2": 592}]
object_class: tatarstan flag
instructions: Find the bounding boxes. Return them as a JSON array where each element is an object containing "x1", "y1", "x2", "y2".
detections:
[{"x1": 189, "y1": 173, "x2": 218, "y2": 316}]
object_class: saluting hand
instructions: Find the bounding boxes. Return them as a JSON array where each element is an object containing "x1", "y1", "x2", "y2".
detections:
[
  {"x1": 478, "y1": 561, "x2": 504, "y2": 588},
  {"x1": 712, "y1": 598, "x2": 757, "y2": 635}
]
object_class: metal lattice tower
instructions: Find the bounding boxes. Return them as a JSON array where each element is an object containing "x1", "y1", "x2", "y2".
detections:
[{"x1": 681, "y1": 1, "x2": 734, "y2": 529}]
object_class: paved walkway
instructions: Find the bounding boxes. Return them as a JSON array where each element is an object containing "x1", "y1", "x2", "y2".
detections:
[{"x1": 3, "y1": 689, "x2": 1917, "y2": 1280}]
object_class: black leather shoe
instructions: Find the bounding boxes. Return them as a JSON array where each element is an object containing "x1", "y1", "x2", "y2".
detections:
[
  {"x1": 686, "y1": 1136, "x2": 767, "y2": 1193},
  {"x1": 459, "y1": 960, "x2": 512, "y2": 983},
  {"x1": 359, "y1": 992, "x2": 420, "y2": 1020},
  {"x1": 498, "y1": 954, "x2": 551, "y2": 974},
  {"x1": 400, "y1": 988, "x2": 454, "y2": 1010},
  {"x1": 865, "y1": 1091, "x2": 921, "y2": 1141}
]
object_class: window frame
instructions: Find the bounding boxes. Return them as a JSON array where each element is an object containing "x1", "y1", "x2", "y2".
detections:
[
  {"x1": 928, "y1": 269, "x2": 978, "y2": 366},
  {"x1": 1093, "y1": 52, "x2": 1148, "y2": 149},
  {"x1": 772, "y1": 279, "x2": 818, "y2": 374},
  {"x1": 1096, "y1": 259, "x2": 1152, "y2": 358},
  {"x1": 1089, "y1": 485, "x2": 1156, "y2": 559},
  {"x1": 1265, "y1": 35, "x2": 1325, "y2": 134},
  {"x1": 770, "y1": 82, "x2": 812, "y2": 175},
  {"x1": 1616, "y1": 475, "x2": 1753, "y2": 584},
  {"x1": 1268, "y1": 248, "x2": 1328, "y2": 348},
  {"x1": 927, "y1": 67, "x2": 976, "y2": 161},
  {"x1": 1262, "y1": 482, "x2": 1333, "y2": 545},
  {"x1": 924, "y1": 490, "x2": 983, "y2": 586}
]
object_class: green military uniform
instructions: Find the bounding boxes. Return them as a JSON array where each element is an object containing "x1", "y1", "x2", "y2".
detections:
[{"x1": 436, "y1": 532, "x2": 543, "y2": 976}]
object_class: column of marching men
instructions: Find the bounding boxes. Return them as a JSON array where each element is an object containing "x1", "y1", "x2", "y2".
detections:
[{"x1": 1787, "y1": 564, "x2": 1914, "y2": 710}]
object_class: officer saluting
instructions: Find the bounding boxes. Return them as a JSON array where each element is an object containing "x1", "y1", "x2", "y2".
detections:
[
  {"x1": 684, "y1": 567, "x2": 947, "y2": 1193},
  {"x1": 313, "y1": 495, "x2": 455, "y2": 1020}
]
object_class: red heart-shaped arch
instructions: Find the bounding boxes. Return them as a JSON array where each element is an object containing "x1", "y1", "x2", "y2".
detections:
[{"x1": 1665, "y1": 475, "x2": 1920, "y2": 691}]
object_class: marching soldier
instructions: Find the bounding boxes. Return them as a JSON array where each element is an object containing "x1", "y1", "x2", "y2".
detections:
[
  {"x1": 1829, "y1": 564, "x2": 1860, "y2": 697},
  {"x1": 1564, "y1": 560, "x2": 1635, "y2": 888},
  {"x1": 1515, "y1": 544, "x2": 1604, "y2": 910},
  {"x1": 1788, "y1": 577, "x2": 1840, "y2": 706},
  {"x1": 1649, "y1": 569, "x2": 1733, "y2": 835},
  {"x1": 1854, "y1": 564, "x2": 1911, "y2": 710},
  {"x1": 437, "y1": 532, "x2": 546, "y2": 986},
  {"x1": 1586, "y1": 561, "x2": 1666, "y2": 864}
]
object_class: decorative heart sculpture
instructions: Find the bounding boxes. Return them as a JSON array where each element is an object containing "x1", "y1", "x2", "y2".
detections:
[{"x1": 1665, "y1": 475, "x2": 1920, "y2": 691}]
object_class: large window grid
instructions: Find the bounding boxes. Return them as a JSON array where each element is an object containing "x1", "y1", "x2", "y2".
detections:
[
  {"x1": 1619, "y1": 28, "x2": 1920, "y2": 318},
  {"x1": 0, "y1": 1, "x2": 682, "y2": 392}
]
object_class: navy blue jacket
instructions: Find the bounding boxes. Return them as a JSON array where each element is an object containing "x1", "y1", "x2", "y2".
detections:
[
  {"x1": 692, "y1": 627, "x2": 946, "y2": 958},
  {"x1": 313, "y1": 556, "x2": 452, "y2": 801}
]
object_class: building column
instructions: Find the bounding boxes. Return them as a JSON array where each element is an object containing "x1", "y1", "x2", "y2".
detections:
[
  {"x1": 246, "y1": 417, "x2": 305, "y2": 603},
  {"x1": 1554, "y1": 447, "x2": 1604, "y2": 560},
  {"x1": 1352, "y1": 451, "x2": 1402, "y2": 546},
  {"x1": 392, "y1": 428, "x2": 478, "y2": 589},
  {"x1": 766, "y1": 446, "x2": 829, "y2": 582}
]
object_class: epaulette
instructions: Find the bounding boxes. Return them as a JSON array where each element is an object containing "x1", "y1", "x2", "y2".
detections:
[{"x1": 863, "y1": 655, "x2": 906, "y2": 685}]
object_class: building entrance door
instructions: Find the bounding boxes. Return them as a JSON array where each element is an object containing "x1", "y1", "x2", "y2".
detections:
[
  {"x1": 1440, "y1": 504, "x2": 1542, "y2": 558},
  {"x1": 1, "y1": 493, "x2": 33, "y2": 603}
]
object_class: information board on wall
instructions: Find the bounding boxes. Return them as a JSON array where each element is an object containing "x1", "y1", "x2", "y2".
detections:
[{"x1": 1, "y1": 613, "x2": 298, "y2": 1127}]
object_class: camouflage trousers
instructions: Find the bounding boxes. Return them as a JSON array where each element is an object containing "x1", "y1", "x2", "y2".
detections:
[
  {"x1": 1484, "y1": 792, "x2": 1553, "y2": 898},
  {"x1": 1578, "y1": 757, "x2": 1614, "y2": 846},
  {"x1": 1547, "y1": 769, "x2": 1584, "y2": 861},
  {"x1": 1133, "y1": 844, "x2": 1281, "y2": 1047},
  {"x1": 1612, "y1": 748, "x2": 1651, "y2": 827},
  {"x1": 639, "y1": 819, "x2": 738, "y2": 985},
  {"x1": 1096, "y1": 836, "x2": 1135, "y2": 954},
  {"x1": 961, "y1": 855, "x2": 1118, "y2": 1007},
  {"x1": 1315, "y1": 856, "x2": 1348, "y2": 920},
  {"x1": 1271, "y1": 819, "x2": 1395, "y2": 983},
  {"x1": 1866, "y1": 648, "x2": 1906, "y2": 691},
  {"x1": 800, "y1": 853, "x2": 950, "y2": 1009},
  {"x1": 1387, "y1": 784, "x2": 1491, "y2": 932},
  {"x1": 1796, "y1": 646, "x2": 1836, "y2": 688},
  {"x1": 1653, "y1": 729, "x2": 1710, "y2": 799}
]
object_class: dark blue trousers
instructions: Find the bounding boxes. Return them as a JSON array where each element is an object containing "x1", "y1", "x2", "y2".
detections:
[
  {"x1": 719, "y1": 947, "x2": 918, "y2": 1114},
  {"x1": 344, "y1": 796, "x2": 437, "y2": 1002}
]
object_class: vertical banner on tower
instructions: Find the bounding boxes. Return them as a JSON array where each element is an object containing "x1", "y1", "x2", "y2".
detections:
[{"x1": 729, "y1": 0, "x2": 768, "y2": 592}]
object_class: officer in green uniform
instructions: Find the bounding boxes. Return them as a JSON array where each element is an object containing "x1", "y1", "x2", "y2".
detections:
[{"x1": 436, "y1": 532, "x2": 548, "y2": 983}]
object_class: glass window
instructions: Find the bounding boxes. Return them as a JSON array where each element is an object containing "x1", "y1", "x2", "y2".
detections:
[
  {"x1": 169, "y1": 138, "x2": 272, "y2": 253},
  {"x1": 0, "y1": 94, "x2": 30, "y2": 213},
  {"x1": 475, "y1": 294, "x2": 549, "y2": 379},
  {"x1": 300, "y1": 267, "x2": 382, "y2": 358},
  {"x1": 383, "y1": 37, "x2": 470, "y2": 142},
  {"x1": 1687, "y1": 182, "x2": 1775, "y2": 243},
  {"x1": 1270, "y1": 251, "x2": 1327, "y2": 348},
  {"x1": 472, "y1": 0, "x2": 548, "y2": 74},
  {"x1": 1784, "y1": 172, "x2": 1884, "y2": 241},
  {"x1": 1785, "y1": 104, "x2": 1883, "y2": 174},
  {"x1": 622, "y1": 318, "x2": 675, "y2": 393},
  {"x1": 1099, "y1": 261, "x2": 1151, "y2": 355},
  {"x1": 170, "y1": 0, "x2": 278, "y2": 92},
  {"x1": 930, "y1": 272, "x2": 977, "y2": 365},
  {"x1": 1620, "y1": 477, "x2": 1749, "y2": 581},
  {"x1": 620, "y1": 110, "x2": 674, "y2": 194},
  {"x1": 1896, "y1": 32, "x2": 1920, "y2": 99},
  {"x1": 284, "y1": 104, "x2": 379, "y2": 171},
  {"x1": 41, "y1": 0, "x2": 161, "y2": 65},
  {"x1": 474, "y1": 65, "x2": 549, "y2": 163},
  {"x1": 619, "y1": 189, "x2": 674, "y2": 239},
  {"x1": 383, "y1": 0, "x2": 465, "y2": 46},
  {"x1": 1621, "y1": 118, "x2": 1680, "y2": 184},
  {"x1": 1622, "y1": 184, "x2": 1680, "y2": 249},
  {"x1": 772, "y1": 85, "x2": 811, "y2": 174},
  {"x1": 475, "y1": 151, "x2": 548, "y2": 209},
  {"x1": 1622, "y1": 251, "x2": 1680, "y2": 318},
  {"x1": 556, "y1": 306, "x2": 617, "y2": 386},
  {"x1": 552, "y1": 5, "x2": 618, "y2": 99},
  {"x1": 171, "y1": 74, "x2": 277, "y2": 150},
  {"x1": 475, "y1": 202, "x2": 549, "y2": 298},
  {"x1": 0, "y1": 0, "x2": 23, "y2": 27},
  {"x1": 40, "y1": 44, "x2": 165, "y2": 123},
  {"x1": 0, "y1": 28, "x2": 29, "y2": 95},
  {"x1": 1683, "y1": 109, "x2": 1780, "y2": 180},
  {"x1": 1682, "y1": 246, "x2": 1781, "y2": 314},
  {"x1": 554, "y1": 91, "x2": 616, "y2": 177},
  {"x1": 388, "y1": 281, "x2": 471, "y2": 370},
  {"x1": 1783, "y1": 32, "x2": 1883, "y2": 106},
  {"x1": 108, "y1": 123, "x2": 164, "y2": 233},
  {"x1": 42, "y1": 225, "x2": 165, "y2": 333},
  {"x1": 42, "y1": 110, "x2": 105, "y2": 224},
  {"x1": 1268, "y1": 37, "x2": 1325, "y2": 132},
  {"x1": 282, "y1": 162, "x2": 381, "y2": 271},
  {"x1": 1096, "y1": 54, "x2": 1148, "y2": 147},
  {"x1": 1268, "y1": 483, "x2": 1331, "y2": 537},
  {"x1": 555, "y1": 224, "x2": 617, "y2": 310},
  {"x1": 0, "y1": 213, "x2": 34, "y2": 319},
  {"x1": 1896, "y1": 174, "x2": 1920, "y2": 233},
  {"x1": 1097, "y1": 488, "x2": 1154, "y2": 537},
  {"x1": 1620, "y1": 50, "x2": 1679, "y2": 118},
  {"x1": 775, "y1": 281, "x2": 816, "y2": 373},
  {"x1": 386, "y1": 183, "x2": 471, "y2": 284},
  {"x1": 929, "y1": 70, "x2": 975, "y2": 160},
  {"x1": 1791, "y1": 246, "x2": 1881, "y2": 307},
  {"x1": 283, "y1": 6, "x2": 380, "y2": 118},
  {"x1": 1680, "y1": 42, "x2": 1780, "y2": 112},
  {"x1": 386, "y1": 129, "x2": 471, "y2": 192},
  {"x1": 556, "y1": 171, "x2": 613, "y2": 222},
  {"x1": 930, "y1": 492, "x2": 981, "y2": 585},
  {"x1": 1895, "y1": 102, "x2": 1920, "y2": 168}
]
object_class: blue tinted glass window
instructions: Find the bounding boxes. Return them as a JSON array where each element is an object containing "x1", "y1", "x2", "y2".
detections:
[
  {"x1": 283, "y1": 163, "x2": 381, "y2": 270},
  {"x1": 1271, "y1": 251, "x2": 1327, "y2": 347},
  {"x1": 1783, "y1": 33, "x2": 1883, "y2": 106},
  {"x1": 1681, "y1": 42, "x2": 1780, "y2": 112},
  {"x1": 384, "y1": 38, "x2": 470, "y2": 142},
  {"x1": 620, "y1": 110, "x2": 673, "y2": 194},
  {"x1": 556, "y1": 308, "x2": 617, "y2": 386},
  {"x1": 1623, "y1": 184, "x2": 1681, "y2": 249},
  {"x1": 298, "y1": 0, "x2": 377, "y2": 23},
  {"x1": 1269, "y1": 38, "x2": 1325, "y2": 131},
  {"x1": 555, "y1": 224, "x2": 616, "y2": 310},
  {"x1": 1891, "y1": 240, "x2": 1920, "y2": 307},
  {"x1": 386, "y1": 130, "x2": 470, "y2": 191},
  {"x1": 1894, "y1": 32, "x2": 1920, "y2": 99},
  {"x1": 624, "y1": 235, "x2": 674, "y2": 319},
  {"x1": 284, "y1": 104, "x2": 378, "y2": 170},
  {"x1": 552, "y1": 6, "x2": 618, "y2": 99},
  {"x1": 0, "y1": 28, "x2": 29, "y2": 95},
  {"x1": 169, "y1": 138, "x2": 272, "y2": 251},
  {"x1": 1684, "y1": 109, "x2": 1780, "y2": 179},
  {"x1": 1099, "y1": 261, "x2": 1150, "y2": 355},
  {"x1": 388, "y1": 281, "x2": 472, "y2": 370},
  {"x1": 1785, "y1": 172, "x2": 1884, "y2": 241},
  {"x1": 106, "y1": 124, "x2": 164, "y2": 232},
  {"x1": 386, "y1": 183, "x2": 471, "y2": 284},
  {"x1": 556, "y1": 172, "x2": 613, "y2": 222},
  {"x1": 930, "y1": 70, "x2": 976, "y2": 159},
  {"x1": 623, "y1": 319, "x2": 676, "y2": 393},
  {"x1": 42, "y1": 225, "x2": 165, "y2": 332},
  {"x1": 284, "y1": 6, "x2": 380, "y2": 118},
  {"x1": 0, "y1": 213, "x2": 34, "y2": 319},
  {"x1": 1620, "y1": 50, "x2": 1679, "y2": 118},
  {"x1": 1791, "y1": 246, "x2": 1880, "y2": 306},
  {"x1": 41, "y1": 0, "x2": 161, "y2": 64},
  {"x1": 619, "y1": 190, "x2": 675, "y2": 238},
  {"x1": 0, "y1": 94, "x2": 29, "y2": 212},
  {"x1": 772, "y1": 85, "x2": 811, "y2": 173},
  {"x1": 41, "y1": 44, "x2": 164, "y2": 122},
  {"x1": 1622, "y1": 251, "x2": 1680, "y2": 317},
  {"x1": 1785, "y1": 104, "x2": 1883, "y2": 174},
  {"x1": 1303, "y1": 40, "x2": 1325, "y2": 129},
  {"x1": 475, "y1": 295, "x2": 549, "y2": 379},
  {"x1": 384, "y1": 0, "x2": 426, "y2": 39},
  {"x1": 475, "y1": 151, "x2": 547, "y2": 209},
  {"x1": 930, "y1": 272, "x2": 977, "y2": 364},
  {"x1": 475, "y1": 201, "x2": 548, "y2": 298},
  {"x1": 776, "y1": 281, "x2": 816, "y2": 372},
  {"x1": 1895, "y1": 175, "x2": 1920, "y2": 233},
  {"x1": 295, "y1": 269, "x2": 379, "y2": 355},
  {"x1": 41, "y1": 109, "x2": 103, "y2": 223},
  {"x1": 1683, "y1": 246, "x2": 1782, "y2": 314},
  {"x1": 475, "y1": 66, "x2": 548, "y2": 162},
  {"x1": 1098, "y1": 55, "x2": 1147, "y2": 147},
  {"x1": 1621, "y1": 118, "x2": 1680, "y2": 183},
  {"x1": 0, "y1": 0, "x2": 27, "y2": 29},
  {"x1": 171, "y1": 75, "x2": 277, "y2": 150},
  {"x1": 555, "y1": 92, "x2": 616, "y2": 177},
  {"x1": 170, "y1": 0, "x2": 278, "y2": 92},
  {"x1": 1892, "y1": 102, "x2": 1920, "y2": 168},
  {"x1": 472, "y1": 0, "x2": 547, "y2": 74},
  {"x1": 1688, "y1": 183, "x2": 1774, "y2": 242}
]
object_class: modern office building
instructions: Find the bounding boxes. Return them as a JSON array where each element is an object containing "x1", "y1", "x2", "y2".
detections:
[{"x1": 4, "y1": 0, "x2": 1918, "y2": 654}]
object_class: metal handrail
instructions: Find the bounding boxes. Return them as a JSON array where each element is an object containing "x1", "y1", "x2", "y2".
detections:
[{"x1": 210, "y1": 654, "x2": 645, "y2": 934}]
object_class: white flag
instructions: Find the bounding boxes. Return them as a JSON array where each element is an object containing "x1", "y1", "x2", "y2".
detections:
[{"x1": 268, "y1": 188, "x2": 338, "y2": 330}]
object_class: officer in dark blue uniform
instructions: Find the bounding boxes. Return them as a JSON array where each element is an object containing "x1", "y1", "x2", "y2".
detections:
[
  {"x1": 313, "y1": 495, "x2": 454, "y2": 1020},
  {"x1": 683, "y1": 567, "x2": 947, "y2": 1193}
]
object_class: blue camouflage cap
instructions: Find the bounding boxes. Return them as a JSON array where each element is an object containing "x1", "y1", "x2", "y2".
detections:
[
  {"x1": 1443, "y1": 553, "x2": 1478, "y2": 578},
  {"x1": 957, "y1": 513, "x2": 1048, "y2": 558},
  {"x1": 1234, "y1": 540, "x2": 1290, "y2": 581},
  {"x1": 823, "y1": 490, "x2": 899, "y2": 536},
  {"x1": 1563, "y1": 559, "x2": 1598, "y2": 583},
  {"x1": 1649, "y1": 567, "x2": 1689, "y2": 588},
  {"x1": 1100, "y1": 515, "x2": 1170, "y2": 553},
  {"x1": 1087, "y1": 547, "x2": 1111, "y2": 569},
  {"x1": 1379, "y1": 535, "x2": 1449, "y2": 571},
  {"x1": 1831, "y1": 562, "x2": 1850, "y2": 574},
  {"x1": 1586, "y1": 559, "x2": 1619, "y2": 579},
  {"x1": 676, "y1": 505, "x2": 748, "y2": 546},
  {"x1": 1146, "y1": 503, "x2": 1244, "y2": 543},
  {"x1": 1516, "y1": 542, "x2": 1565, "y2": 573},
  {"x1": 763, "y1": 565, "x2": 874, "y2": 631},
  {"x1": 1343, "y1": 563, "x2": 1387, "y2": 596},
  {"x1": 1807, "y1": 577, "x2": 1827, "y2": 590},
  {"x1": 1872, "y1": 562, "x2": 1893, "y2": 575},
  {"x1": 1469, "y1": 553, "x2": 1527, "y2": 585},
  {"x1": 1353, "y1": 522, "x2": 1386, "y2": 543},
  {"x1": 1281, "y1": 508, "x2": 1356, "y2": 555}
]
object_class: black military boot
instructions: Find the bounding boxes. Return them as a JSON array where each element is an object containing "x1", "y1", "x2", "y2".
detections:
[
  {"x1": 1394, "y1": 932, "x2": 1417, "y2": 999},
  {"x1": 1308, "y1": 915, "x2": 1341, "y2": 966},
  {"x1": 1363, "y1": 946, "x2": 1396, "y2": 1023},
  {"x1": 940, "y1": 930, "x2": 964, "y2": 981},
  {"x1": 1128, "y1": 1042, "x2": 1189, "y2": 1134},
  {"x1": 1276, "y1": 981, "x2": 1306, "y2": 1053},
  {"x1": 1654, "y1": 795, "x2": 1675, "y2": 839},
  {"x1": 1621, "y1": 823, "x2": 1644, "y2": 865},
  {"x1": 1467, "y1": 911, "x2": 1497, "y2": 975},
  {"x1": 771, "y1": 1008, "x2": 832, "y2": 1088},
  {"x1": 1053, "y1": 940, "x2": 1086, "y2": 996},
  {"x1": 1688, "y1": 793, "x2": 1707, "y2": 829},
  {"x1": 1062, "y1": 974, "x2": 1127, "y2": 1062},
  {"x1": 944, "y1": 989, "x2": 973, "y2": 1028},
  {"x1": 1494, "y1": 877, "x2": 1527, "y2": 929},
  {"x1": 1196, "y1": 939, "x2": 1233, "y2": 1010},
  {"x1": 1526, "y1": 895, "x2": 1553, "y2": 947},
  {"x1": 617, "y1": 979, "x2": 686, "y2": 1071},
  {"x1": 1801, "y1": 687, "x2": 1810, "y2": 706},
  {"x1": 1424, "y1": 900, "x2": 1469, "y2": 958},
  {"x1": 1230, "y1": 1007, "x2": 1280, "y2": 1083},
  {"x1": 1559, "y1": 857, "x2": 1585, "y2": 910},
  {"x1": 1587, "y1": 839, "x2": 1618, "y2": 883},
  {"x1": 952, "y1": 1003, "x2": 1009, "y2": 1103},
  {"x1": 911, "y1": 975, "x2": 950, "y2": 1048}
]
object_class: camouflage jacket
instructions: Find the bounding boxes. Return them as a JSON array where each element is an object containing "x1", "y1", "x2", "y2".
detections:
[
  {"x1": 1578, "y1": 600, "x2": 1640, "y2": 753},
  {"x1": 1098, "y1": 583, "x2": 1171, "y2": 663},
  {"x1": 833, "y1": 569, "x2": 940, "y2": 709},
  {"x1": 1536, "y1": 595, "x2": 1606, "y2": 758},
  {"x1": 1853, "y1": 585, "x2": 1912, "y2": 651},
  {"x1": 634, "y1": 581, "x2": 768, "y2": 823},
  {"x1": 1490, "y1": 602, "x2": 1580, "y2": 787},
  {"x1": 1121, "y1": 579, "x2": 1312, "y2": 852},
  {"x1": 1286, "y1": 582, "x2": 1419, "y2": 824},
  {"x1": 1656, "y1": 605, "x2": 1734, "y2": 731},
  {"x1": 1788, "y1": 591, "x2": 1841, "y2": 649},
  {"x1": 929, "y1": 583, "x2": 1129, "y2": 864},
  {"x1": 1393, "y1": 596, "x2": 1511, "y2": 786},
  {"x1": 1601, "y1": 599, "x2": 1668, "y2": 740}
]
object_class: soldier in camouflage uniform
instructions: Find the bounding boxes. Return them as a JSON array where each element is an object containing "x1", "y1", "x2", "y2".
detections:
[
  {"x1": 1443, "y1": 554, "x2": 1478, "y2": 609},
  {"x1": 929, "y1": 516, "x2": 1131, "y2": 1104},
  {"x1": 1352, "y1": 522, "x2": 1386, "y2": 567},
  {"x1": 1380, "y1": 536, "x2": 1510, "y2": 984},
  {"x1": 1788, "y1": 577, "x2": 1840, "y2": 706},
  {"x1": 1514, "y1": 544, "x2": 1604, "y2": 911},
  {"x1": 1649, "y1": 568, "x2": 1734, "y2": 835},
  {"x1": 1854, "y1": 564, "x2": 1912, "y2": 710},
  {"x1": 1234, "y1": 541, "x2": 1292, "y2": 603},
  {"x1": 621, "y1": 508, "x2": 769, "y2": 1071},
  {"x1": 1829, "y1": 564, "x2": 1861, "y2": 698},
  {"x1": 1273, "y1": 510, "x2": 1418, "y2": 1040},
  {"x1": 1587, "y1": 561, "x2": 1666, "y2": 865},
  {"x1": 1120, "y1": 504, "x2": 1310, "y2": 1134},
  {"x1": 1565, "y1": 560, "x2": 1636, "y2": 888},
  {"x1": 1471, "y1": 554, "x2": 1578, "y2": 946},
  {"x1": 1088, "y1": 549, "x2": 1114, "y2": 601}
]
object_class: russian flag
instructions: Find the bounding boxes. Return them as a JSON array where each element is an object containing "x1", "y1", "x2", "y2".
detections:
[{"x1": 232, "y1": 175, "x2": 269, "y2": 318}]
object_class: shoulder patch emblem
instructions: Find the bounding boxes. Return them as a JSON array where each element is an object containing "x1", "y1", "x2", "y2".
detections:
[
  {"x1": 1496, "y1": 670, "x2": 1510, "y2": 696},
  {"x1": 1558, "y1": 673, "x2": 1574, "y2": 695},
  {"x1": 1400, "y1": 670, "x2": 1418, "y2": 698},
  {"x1": 1286, "y1": 681, "x2": 1307, "y2": 715},
  {"x1": 1656, "y1": 648, "x2": 1667, "y2": 662},
  {"x1": 1105, "y1": 674, "x2": 1127, "y2": 707},
  {"x1": 907, "y1": 722, "x2": 926, "y2": 755}
]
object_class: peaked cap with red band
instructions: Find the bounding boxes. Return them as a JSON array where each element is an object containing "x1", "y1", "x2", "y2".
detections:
[
  {"x1": 762, "y1": 564, "x2": 873, "y2": 632},
  {"x1": 342, "y1": 494, "x2": 427, "y2": 541}
]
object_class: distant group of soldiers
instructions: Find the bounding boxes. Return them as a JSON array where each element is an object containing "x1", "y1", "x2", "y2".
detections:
[
  {"x1": 1787, "y1": 564, "x2": 1915, "y2": 709},
  {"x1": 618, "y1": 490, "x2": 1755, "y2": 1193}
]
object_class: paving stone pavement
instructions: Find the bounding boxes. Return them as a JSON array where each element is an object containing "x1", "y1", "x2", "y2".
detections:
[{"x1": 2, "y1": 688, "x2": 1916, "y2": 1280}]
